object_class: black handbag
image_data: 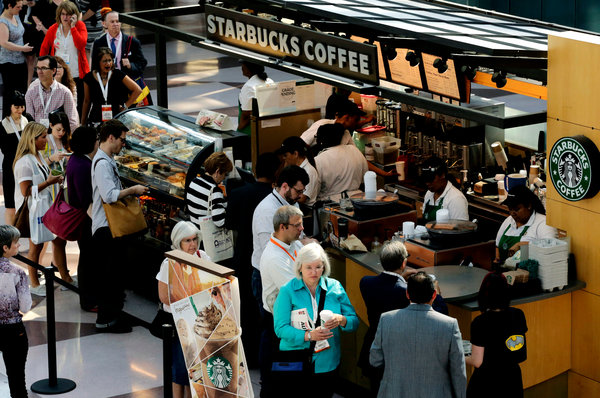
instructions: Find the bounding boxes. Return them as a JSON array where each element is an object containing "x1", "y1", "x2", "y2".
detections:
[{"x1": 271, "y1": 280, "x2": 328, "y2": 375}]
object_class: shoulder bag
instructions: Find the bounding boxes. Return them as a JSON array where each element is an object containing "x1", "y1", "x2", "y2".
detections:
[
  {"x1": 14, "y1": 195, "x2": 30, "y2": 238},
  {"x1": 198, "y1": 186, "x2": 233, "y2": 262},
  {"x1": 42, "y1": 188, "x2": 88, "y2": 241},
  {"x1": 271, "y1": 280, "x2": 328, "y2": 386},
  {"x1": 93, "y1": 158, "x2": 147, "y2": 238}
]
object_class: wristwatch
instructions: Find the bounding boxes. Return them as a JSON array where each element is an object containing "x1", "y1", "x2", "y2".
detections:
[{"x1": 307, "y1": 331, "x2": 312, "y2": 341}]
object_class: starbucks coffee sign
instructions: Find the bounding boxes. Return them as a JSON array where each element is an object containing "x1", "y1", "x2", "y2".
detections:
[{"x1": 549, "y1": 135, "x2": 600, "y2": 201}]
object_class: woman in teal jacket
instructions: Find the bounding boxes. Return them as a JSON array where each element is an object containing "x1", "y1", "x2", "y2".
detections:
[{"x1": 273, "y1": 242, "x2": 358, "y2": 397}]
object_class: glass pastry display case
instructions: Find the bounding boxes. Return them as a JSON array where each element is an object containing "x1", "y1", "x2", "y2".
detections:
[
  {"x1": 112, "y1": 106, "x2": 250, "y2": 299},
  {"x1": 115, "y1": 106, "x2": 249, "y2": 208}
]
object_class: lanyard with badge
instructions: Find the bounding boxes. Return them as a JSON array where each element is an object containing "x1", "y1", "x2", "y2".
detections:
[
  {"x1": 38, "y1": 83, "x2": 54, "y2": 128},
  {"x1": 96, "y1": 71, "x2": 113, "y2": 121},
  {"x1": 8, "y1": 117, "x2": 21, "y2": 140}
]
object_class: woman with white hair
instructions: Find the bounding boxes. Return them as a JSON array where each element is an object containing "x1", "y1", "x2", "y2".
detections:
[
  {"x1": 156, "y1": 221, "x2": 211, "y2": 398},
  {"x1": 273, "y1": 242, "x2": 358, "y2": 397}
]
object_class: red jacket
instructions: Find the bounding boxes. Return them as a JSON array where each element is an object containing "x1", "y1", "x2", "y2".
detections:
[{"x1": 40, "y1": 21, "x2": 90, "y2": 77}]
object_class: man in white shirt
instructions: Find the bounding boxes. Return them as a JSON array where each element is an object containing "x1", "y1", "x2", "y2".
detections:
[
  {"x1": 315, "y1": 123, "x2": 368, "y2": 201},
  {"x1": 251, "y1": 165, "x2": 309, "y2": 280},
  {"x1": 260, "y1": 205, "x2": 305, "y2": 313},
  {"x1": 91, "y1": 120, "x2": 148, "y2": 333},
  {"x1": 300, "y1": 100, "x2": 368, "y2": 148},
  {"x1": 25, "y1": 56, "x2": 79, "y2": 131},
  {"x1": 258, "y1": 205, "x2": 305, "y2": 397}
]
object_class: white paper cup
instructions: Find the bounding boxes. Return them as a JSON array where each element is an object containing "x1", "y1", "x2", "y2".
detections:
[
  {"x1": 395, "y1": 161, "x2": 406, "y2": 181},
  {"x1": 320, "y1": 310, "x2": 334, "y2": 324},
  {"x1": 436, "y1": 209, "x2": 449, "y2": 222},
  {"x1": 402, "y1": 221, "x2": 415, "y2": 238}
]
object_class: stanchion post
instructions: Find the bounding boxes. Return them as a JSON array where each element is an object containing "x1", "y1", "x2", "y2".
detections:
[
  {"x1": 162, "y1": 324, "x2": 174, "y2": 398},
  {"x1": 31, "y1": 266, "x2": 77, "y2": 394}
]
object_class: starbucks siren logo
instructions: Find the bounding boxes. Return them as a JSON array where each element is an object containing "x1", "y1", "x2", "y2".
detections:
[
  {"x1": 549, "y1": 136, "x2": 600, "y2": 201},
  {"x1": 206, "y1": 356, "x2": 233, "y2": 389}
]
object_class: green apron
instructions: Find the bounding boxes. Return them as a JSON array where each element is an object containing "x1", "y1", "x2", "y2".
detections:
[
  {"x1": 237, "y1": 102, "x2": 251, "y2": 136},
  {"x1": 423, "y1": 196, "x2": 444, "y2": 222},
  {"x1": 497, "y1": 223, "x2": 530, "y2": 261}
]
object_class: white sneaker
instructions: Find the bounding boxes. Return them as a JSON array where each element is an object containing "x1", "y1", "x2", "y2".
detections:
[
  {"x1": 60, "y1": 276, "x2": 78, "y2": 291},
  {"x1": 30, "y1": 285, "x2": 46, "y2": 297}
]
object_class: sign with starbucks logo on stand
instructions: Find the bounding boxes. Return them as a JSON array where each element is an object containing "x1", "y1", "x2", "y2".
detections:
[
  {"x1": 165, "y1": 250, "x2": 253, "y2": 398},
  {"x1": 549, "y1": 135, "x2": 600, "y2": 201}
]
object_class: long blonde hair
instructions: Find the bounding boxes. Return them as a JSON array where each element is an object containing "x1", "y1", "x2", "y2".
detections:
[{"x1": 13, "y1": 122, "x2": 46, "y2": 169}]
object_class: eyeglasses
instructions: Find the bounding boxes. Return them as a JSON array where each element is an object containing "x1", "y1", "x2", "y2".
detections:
[
  {"x1": 35, "y1": 67, "x2": 52, "y2": 72},
  {"x1": 291, "y1": 186, "x2": 305, "y2": 195},
  {"x1": 303, "y1": 264, "x2": 324, "y2": 272},
  {"x1": 117, "y1": 135, "x2": 127, "y2": 143},
  {"x1": 181, "y1": 237, "x2": 199, "y2": 244},
  {"x1": 287, "y1": 221, "x2": 303, "y2": 229}
]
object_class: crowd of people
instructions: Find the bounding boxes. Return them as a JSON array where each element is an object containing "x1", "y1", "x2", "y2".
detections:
[{"x1": 0, "y1": 5, "x2": 535, "y2": 396}]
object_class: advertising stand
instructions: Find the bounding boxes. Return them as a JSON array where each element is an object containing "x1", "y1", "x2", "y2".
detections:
[{"x1": 165, "y1": 250, "x2": 253, "y2": 398}]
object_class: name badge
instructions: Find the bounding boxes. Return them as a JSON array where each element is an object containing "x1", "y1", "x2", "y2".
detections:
[
  {"x1": 101, "y1": 105, "x2": 113, "y2": 121},
  {"x1": 40, "y1": 118, "x2": 49, "y2": 128}
]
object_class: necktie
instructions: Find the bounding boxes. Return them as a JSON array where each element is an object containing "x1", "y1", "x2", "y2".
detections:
[{"x1": 110, "y1": 38, "x2": 117, "y2": 59}]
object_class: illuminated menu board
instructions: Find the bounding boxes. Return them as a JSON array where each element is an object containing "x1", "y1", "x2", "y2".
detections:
[
  {"x1": 351, "y1": 36, "x2": 387, "y2": 80},
  {"x1": 388, "y1": 48, "x2": 423, "y2": 89},
  {"x1": 421, "y1": 52, "x2": 460, "y2": 100}
]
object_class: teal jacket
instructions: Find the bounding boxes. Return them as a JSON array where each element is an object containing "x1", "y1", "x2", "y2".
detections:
[{"x1": 273, "y1": 276, "x2": 358, "y2": 373}]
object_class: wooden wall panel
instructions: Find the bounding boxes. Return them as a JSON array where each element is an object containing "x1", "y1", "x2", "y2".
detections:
[
  {"x1": 571, "y1": 290, "x2": 600, "y2": 381},
  {"x1": 548, "y1": 33, "x2": 600, "y2": 128},
  {"x1": 546, "y1": 201, "x2": 600, "y2": 296},
  {"x1": 345, "y1": 259, "x2": 376, "y2": 325},
  {"x1": 515, "y1": 295, "x2": 571, "y2": 389},
  {"x1": 568, "y1": 371, "x2": 600, "y2": 398}
]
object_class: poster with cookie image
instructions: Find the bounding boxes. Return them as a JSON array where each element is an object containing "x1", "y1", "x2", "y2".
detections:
[{"x1": 168, "y1": 256, "x2": 252, "y2": 397}]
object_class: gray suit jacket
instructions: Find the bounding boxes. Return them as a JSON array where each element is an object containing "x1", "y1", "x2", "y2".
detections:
[{"x1": 370, "y1": 303, "x2": 466, "y2": 398}]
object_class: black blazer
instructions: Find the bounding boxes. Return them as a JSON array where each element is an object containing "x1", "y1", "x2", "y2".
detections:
[{"x1": 91, "y1": 33, "x2": 148, "y2": 80}]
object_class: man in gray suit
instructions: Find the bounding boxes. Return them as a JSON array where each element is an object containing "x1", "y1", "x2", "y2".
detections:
[{"x1": 370, "y1": 272, "x2": 466, "y2": 398}]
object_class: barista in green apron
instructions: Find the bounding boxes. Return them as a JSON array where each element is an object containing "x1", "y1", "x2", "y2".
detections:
[
  {"x1": 423, "y1": 196, "x2": 444, "y2": 222},
  {"x1": 496, "y1": 224, "x2": 529, "y2": 262}
]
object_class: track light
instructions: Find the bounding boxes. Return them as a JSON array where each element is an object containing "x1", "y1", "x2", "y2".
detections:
[
  {"x1": 461, "y1": 65, "x2": 477, "y2": 81},
  {"x1": 405, "y1": 51, "x2": 420, "y2": 67},
  {"x1": 433, "y1": 57, "x2": 448, "y2": 73},
  {"x1": 383, "y1": 45, "x2": 397, "y2": 61},
  {"x1": 491, "y1": 70, "x2": 507, "y2": 88}
]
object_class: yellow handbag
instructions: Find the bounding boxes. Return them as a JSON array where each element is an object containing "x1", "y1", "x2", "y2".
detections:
[{"x1": 102, "y1": 196, "x2": 147, "y2": 238}]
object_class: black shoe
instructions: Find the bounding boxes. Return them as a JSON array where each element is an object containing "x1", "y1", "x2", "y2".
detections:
[{"x1": 95, "y1": 320, "x2": 132, "y2": 334}]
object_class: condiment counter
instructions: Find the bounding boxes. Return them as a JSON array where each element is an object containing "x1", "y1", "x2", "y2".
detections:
[{"x1": 328, "y1": 247, "x2": 585, "y2": 392}]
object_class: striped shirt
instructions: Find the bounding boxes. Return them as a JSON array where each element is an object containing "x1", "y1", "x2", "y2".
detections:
[
  {"x1": 186, "y1": 174, "x2": 227, "y2": 228},
  {"x1": 0, "y1": 257, "x2": 31, "y2": 325},
  {"x1": 25, "y1": 79, "x2": 79, "y2": 132}
]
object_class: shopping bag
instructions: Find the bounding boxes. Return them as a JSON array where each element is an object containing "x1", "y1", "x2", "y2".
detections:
[
  {"x1": 30, "y1": 186, "x2": 55, "y2": 244},
  {"x1": 199, "y1": 216, "x2": 234, "y2": 262},
  {"x1": 199, "y1": 186, "x2": 233, "y2": 262},
  {"x1": 42, "y1": 189, "x2": 88, "y2": 241}
]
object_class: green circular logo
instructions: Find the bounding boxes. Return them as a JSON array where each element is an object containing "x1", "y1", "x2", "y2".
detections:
[
  {"x1": 206, "y1": 356, "x2": 233, "y2": 389},
  {"x1": 549, "y1": 136, "x2": 598, "y2": 201}
]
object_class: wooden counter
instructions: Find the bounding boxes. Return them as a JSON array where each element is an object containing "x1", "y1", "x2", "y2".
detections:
[{"x1": 335, "y1": 248, "x2": 585, "y2": 392}]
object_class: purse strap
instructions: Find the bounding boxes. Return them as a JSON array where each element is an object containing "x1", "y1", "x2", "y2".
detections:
[{"x1": 309, "y1": 278, "x2": 328, "y2": 354}]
